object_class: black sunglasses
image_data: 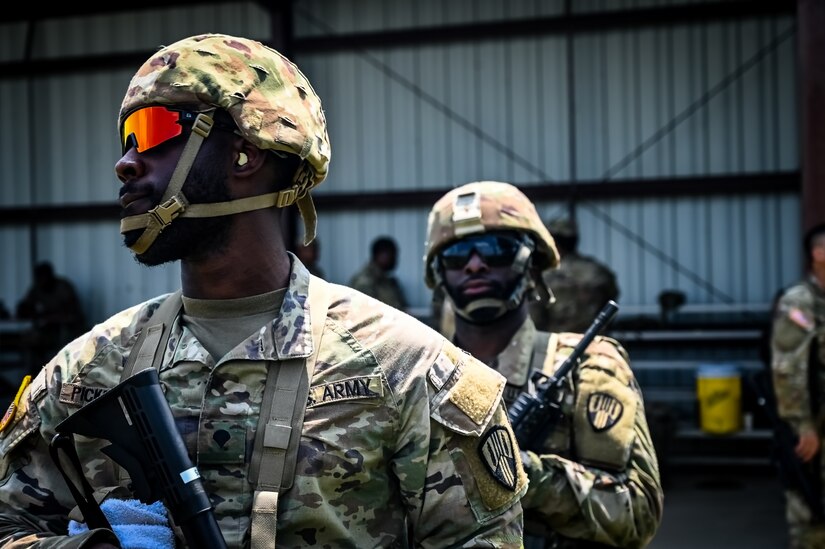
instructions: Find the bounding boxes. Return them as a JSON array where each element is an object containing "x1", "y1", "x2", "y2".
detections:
[{"x1": 440, "y1": 233, "x2": 523, "y2": 269}]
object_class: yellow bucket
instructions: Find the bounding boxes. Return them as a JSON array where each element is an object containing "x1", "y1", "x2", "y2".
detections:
[{"x1": 696, "y1": 364, "x2": 741, "y2": 435}]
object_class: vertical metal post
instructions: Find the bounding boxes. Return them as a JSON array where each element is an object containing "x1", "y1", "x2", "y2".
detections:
[
  {"x1": 565, "y1": 0, "x2": 578, "y2": 223},
  {"x1": 25, "y1": 20, "x2": 37, "y2": 270},
  {"x1": 267, "y1": 1, "x2": 300, "y2": 252},
  {"x1": 798, "y1": 0, "x2": 825, "y2": 235}
]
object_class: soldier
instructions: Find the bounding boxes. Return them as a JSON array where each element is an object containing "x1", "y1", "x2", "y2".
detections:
[
  {"x1": 0, "y1": 34, "x2": 526, "y2": 548},
  {"x1": 293, "y1": 236, "x2": 325, "y2": 278},
  {"x1": 348, "y1": 235, "x2": 408, "y2": 311},
  {"x1": 424, "y1": 181, "x2": 663, "y2": 549},
  {"x1": 15, "y1": 261, "x2": 87, "y2": 373},
  {"x1": 531, "y1": 216, "x2": 620, "y2": 333},
  {"x1": 771, "y1": 222, "x2": 825, "y2": 549}
]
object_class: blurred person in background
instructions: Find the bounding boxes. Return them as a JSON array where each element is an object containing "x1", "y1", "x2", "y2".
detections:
[
  {"x1": 770, "y1": 222, "x2": 825, "y2": 549},
  {"x1": 16, "y1": 261, "x2": 86, "y2": 372},
  {"x1": 424, "y1": 181, "x2": 663, "y2": 549},
  {"x1": 294, "y1": 236, "x2": 325, "y2": 278},
  {"x1": 349, "y1": 235, "x2": 408, "y2": 311},
  {"x1": 531, "y1": 216, "x2": 619, "y2": 334}
]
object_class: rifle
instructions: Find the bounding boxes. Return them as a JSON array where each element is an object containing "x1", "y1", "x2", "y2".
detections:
[
  {"x1": 508, "y1": 300, "x2": 619, "y2": 452},
  {"x1": 747, "y1": 370, "x2": 825, "y2": 521},
  {"x1": 50, "y1": 368, "x2": 227, "y2": 548}
]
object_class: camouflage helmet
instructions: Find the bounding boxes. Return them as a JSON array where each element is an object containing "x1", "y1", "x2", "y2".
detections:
[
  {"x1": 118, "y1": 33, "x2": 330, "y2": 252},
  {"x1": 424, "y1": 181, "x2": 560, "y2": 288},
  {"x1": 119, "y1": 33, "x2": 330, "y2": 189}
]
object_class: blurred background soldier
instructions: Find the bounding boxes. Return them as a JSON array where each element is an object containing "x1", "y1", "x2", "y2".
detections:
[
  {"x1": 349, "y1": 235, "x2": 408, "y2": 311},
  {"x1": 531, "y1": 216, "x2": 620, "y2": 333},
  {"x1": 424, "y1": 181, "x2": 663, "y2": 549},
  {"x1": 16, "y1": 261, "x2": 86, "y2": 372},
  {"x1": 770, "y1": 222, "x2": 825, "y2": 549},
  {"x1": 294, "y1": 236, "x2": 325, "y2": 278}
]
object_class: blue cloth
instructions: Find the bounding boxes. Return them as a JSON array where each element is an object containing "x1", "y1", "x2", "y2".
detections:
[{"x1": 68, "y1": 499, "x2": 174, "y2": 549}]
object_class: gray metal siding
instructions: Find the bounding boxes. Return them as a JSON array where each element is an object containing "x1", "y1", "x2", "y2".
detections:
[
  {"x1": 0, "y1": 0, "x2": 803, "y2": 328},
  {"x1": 299, "y1": 9, "x2": 799, "y2": 316},
  {"x1": 0, "y1": 3, "x2": 270, "y2": 323}
]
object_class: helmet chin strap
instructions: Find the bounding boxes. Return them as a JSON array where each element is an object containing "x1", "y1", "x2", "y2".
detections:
[{"x1": 120, "y1": 112, "x2": 319, "y2": 255}]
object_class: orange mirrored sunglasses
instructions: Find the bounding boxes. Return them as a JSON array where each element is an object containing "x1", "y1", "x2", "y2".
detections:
[{"x1": 120, "y1": 106, "x2": 200, "y2": 155}]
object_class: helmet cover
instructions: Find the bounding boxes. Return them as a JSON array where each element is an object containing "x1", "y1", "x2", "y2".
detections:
[
  {"x1": 119, "y1": 33, "x2": 330, "y2": 193},
  {"x1": 424, "y1": 181, "x2": 560, "y2": 288}
]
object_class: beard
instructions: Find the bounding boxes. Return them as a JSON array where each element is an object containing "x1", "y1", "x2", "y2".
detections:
[
  {"x1": 448, "y1": 278, "x2": 508, "y2": 309},
  {"x1": 122, "y1": 154, "x2": 233, "y2": 267},
  {"x1": 447, "y1": 276, "x2": 524, "y2": 325}
]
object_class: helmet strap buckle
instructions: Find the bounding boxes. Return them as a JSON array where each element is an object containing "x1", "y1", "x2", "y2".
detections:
[
  {"x1": 149, "y1": 195, "x2": 187, "y2": 228},
  {"x1": 191, "y1": 113, "x2": 215, "y2": 139}
]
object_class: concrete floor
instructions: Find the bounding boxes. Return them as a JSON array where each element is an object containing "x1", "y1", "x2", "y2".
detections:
[{"x1": 649, "y1": 467, "x2": 788, "y2": 548}]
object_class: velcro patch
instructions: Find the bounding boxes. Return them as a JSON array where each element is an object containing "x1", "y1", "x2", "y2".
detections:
[
  {"x1": 306, "y1": 375, "x2": 383, "y2": 408},
  {"x1": 59, "y1": 383, "x2": 110, "y2": 407},
  {"x1": 477, "y1": 426, "x2": 518, "y2": 491},
  {"x1": 587, "y1": 392, "x2": 624, "y2": 432}
]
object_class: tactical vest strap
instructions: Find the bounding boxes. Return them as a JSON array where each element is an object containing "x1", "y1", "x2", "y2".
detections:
[
  {"x1": 250, "y1": 491, "x2": 278, "y2": 549},
  {"x1": 115, "y1": 291, "x2": 182, "y2": 484},
  {"x1": 120, "y1": 290, "x2": 183, "y2": 382},
  {"x1": 530, "y1": 330, "x2": 558, "y2": 376},
  {"x1": 250, "y1": 274, "x2": 330, "y2": 549}
]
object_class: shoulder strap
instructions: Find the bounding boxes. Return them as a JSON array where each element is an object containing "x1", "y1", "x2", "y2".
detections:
[
  {"x1": 530, "y1": 330, "x2": 559, "y2": 375},
  {"x1": 250, "y1": 275, "x2": 331, "y2": 549},
  {"x1": 121, "y1": 290, "x2": 183, "y2": 381},
  {"x1": 116, "y1": 290, "x2": 182, "y2": 484}
]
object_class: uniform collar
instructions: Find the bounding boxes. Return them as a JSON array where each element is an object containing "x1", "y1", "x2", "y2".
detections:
[
  {"x1": 168, "y1": 253, "x2": 315, "y2": 365},
  {"x1": 273, "y1": 253, "x2": 315, "y2": 360},
  {"x1": 492, "y1": 316, "x2": 536, "y2": 386}
]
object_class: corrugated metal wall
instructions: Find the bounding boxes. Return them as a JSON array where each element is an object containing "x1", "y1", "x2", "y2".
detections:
[
  {"x1": 0, "y1": 0, "x2": 801, "y2": 326},
  {"x1": 298, "y1": 1, "x2": 799, "y2": 315}
]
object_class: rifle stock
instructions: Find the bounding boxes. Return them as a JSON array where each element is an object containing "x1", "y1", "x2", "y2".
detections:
[
  {"x1": 53, "y1": 368, "x2": 227, "y2": 548},
  {"x1": 508, "y1": 300, "x2": 619, "y2": 452}
]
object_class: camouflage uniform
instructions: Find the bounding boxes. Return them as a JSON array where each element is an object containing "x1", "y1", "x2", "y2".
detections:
[
  {"x1": 531, "y1": 219, "x2": 619, "y2": 334},
  {"x1": 424, "y1": 182, "x2": 663, "y2": 549},
  {"x1": 500, "y1": 320, "x2": 662, "y2": 548},
  {"x1": 771, "y1": 276, "x2": 825, "y2": 548},
  {"x1": 348, "y1": 262, "x2": 408, "y2": 312},
  {"x1": 0, "y1": 259, "x2": 526, "y2": 548},
  {"x1": 0, "y1": 35, "x2": 526, "y2": 548}
]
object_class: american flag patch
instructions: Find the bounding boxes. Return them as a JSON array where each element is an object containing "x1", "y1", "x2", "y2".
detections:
[{"x1": 788, "y1": 307, "x2": 815, "y2": 331}]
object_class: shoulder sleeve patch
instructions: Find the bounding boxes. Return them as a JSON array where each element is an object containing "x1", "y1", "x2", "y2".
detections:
[
  {"x1": 452, "y1": 406, "x2": 528, "y2": 513},
  {"x1": 788, "y1": 307, "x2": 815, "y2": 331},
  {"x1": 0, "y1": 370, "x2": 46, "y2": 458},
  {"x1": 0, "y1": 375, "x2": 31, "y2": 436},
  {"x1": 478, "y1": 425, "x2": 519, "y2": 491},
  {"x1": 773, "y1": 303, "x2": 814, "y2": 352},
  {"x1": 574, "y1": 363, "x2": 638, "y2": 470}
]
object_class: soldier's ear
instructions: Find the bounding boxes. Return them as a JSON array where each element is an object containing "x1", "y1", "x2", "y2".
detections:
[{"x1": 232, "y1": 139, "x2": 265, "y2": 177}]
